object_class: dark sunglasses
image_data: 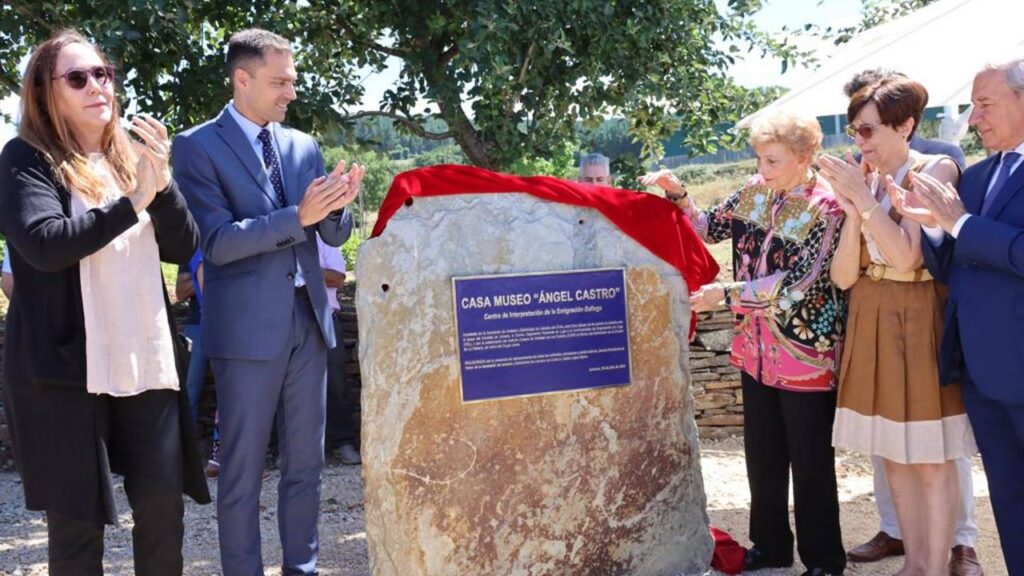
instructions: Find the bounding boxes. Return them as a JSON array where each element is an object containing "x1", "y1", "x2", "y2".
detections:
[
  {"x1": 52, "y1": 65, "x2": 115, "y2": 90},
  {"x1": 845, "y1": 123, "x2": 876, "y2": 140}
]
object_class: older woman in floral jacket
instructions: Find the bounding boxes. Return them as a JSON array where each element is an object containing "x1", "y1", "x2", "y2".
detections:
[{"x1": 641, "y1": 112, "x2": 847, "y2": 576}]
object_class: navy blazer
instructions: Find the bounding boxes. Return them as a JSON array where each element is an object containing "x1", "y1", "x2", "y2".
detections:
[
  {"x1": 172, "y1": 107, "x2": 352, "y2": 360},
  {"x1": 922, "y1": 152, "x2": 1024, "y2": 402}
]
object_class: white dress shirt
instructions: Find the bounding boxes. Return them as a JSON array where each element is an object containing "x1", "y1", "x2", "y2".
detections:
[
  {"x1": 316, "y1": 234, "x2": 346, "y2": 312},
  {"x1": 924, "y1": 141, "x2": 1024, "y2": 245},
  {"x1": 226, "y1": 102, "x2": 306, "y2": 287}
]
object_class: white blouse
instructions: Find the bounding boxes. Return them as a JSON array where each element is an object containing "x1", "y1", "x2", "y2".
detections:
[{"x1": 70, "y1": 155, "x2": 179, "y2": 396}]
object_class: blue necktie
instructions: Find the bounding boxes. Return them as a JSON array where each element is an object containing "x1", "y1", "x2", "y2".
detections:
[
  {"x1": 981, "y1": 151, "x2": 1022, "y2": 215},
  {"x1": 257, "y1": 128, "x2": 288, "y2": 207}
]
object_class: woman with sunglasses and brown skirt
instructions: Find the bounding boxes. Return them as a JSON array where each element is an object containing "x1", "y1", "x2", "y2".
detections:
[
  {"x1": 0, "y1": 30, "x2": 210, "y2": 575},
  {"x1": 818, "y1": 76, "x2": 976, "y2": 576}
]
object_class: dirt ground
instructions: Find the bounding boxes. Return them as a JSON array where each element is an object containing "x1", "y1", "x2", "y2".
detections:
[{"x1": 0, "y1": 437, "x2": 1007, "y2": 575}]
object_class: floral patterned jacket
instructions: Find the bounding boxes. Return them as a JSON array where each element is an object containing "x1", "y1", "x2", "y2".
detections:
[{"x1": 685, "y1": 174, "x2": 847, "y2": 391}]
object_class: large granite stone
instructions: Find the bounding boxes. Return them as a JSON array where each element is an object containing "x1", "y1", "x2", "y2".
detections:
[{"x1": 356, "y1": 194, "x2": 712, "y2": 576}]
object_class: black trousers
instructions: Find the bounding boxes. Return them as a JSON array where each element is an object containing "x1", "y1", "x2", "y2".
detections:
[
  {"x1": 326, "y1": 312, "x2": 357, "y2": 447},
  {"x1": 742, "y1": 372, "x2": 846, "y2": 574},
  {"x1": 47, "y1": 390, "x2": 186, "y2": 576}
]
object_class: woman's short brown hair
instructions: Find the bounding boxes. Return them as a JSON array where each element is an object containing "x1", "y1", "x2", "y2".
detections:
[
  {"x1": 748, "y1": 112, "x2": 823, "y2": 159},
  {"x1": 847, "y1": 77, "x2": 929, "y2": 142}
]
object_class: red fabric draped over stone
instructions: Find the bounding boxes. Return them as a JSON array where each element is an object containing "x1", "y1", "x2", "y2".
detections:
[{"x1": 371, "y1": 164, "x2": 720, "y2": 338}]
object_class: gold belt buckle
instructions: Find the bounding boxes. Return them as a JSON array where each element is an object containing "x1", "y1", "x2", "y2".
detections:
[{"x1": 867, "y1": 264, "x2": 885, "y2": 281}]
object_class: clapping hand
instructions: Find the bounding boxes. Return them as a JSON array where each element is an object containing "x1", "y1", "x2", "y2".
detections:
[
  {"x1": 888, "y1": 171, "x2": 965, "y2": 232},
  {"x1": 298, "y1": 161, "x2": 365, "y2": 227},
  {"x1": 818, "y1": 152, "x2": 875, "y2": 220},
  {"x1": 128, "y1": 114, "x2": 172, "y2": 213}
]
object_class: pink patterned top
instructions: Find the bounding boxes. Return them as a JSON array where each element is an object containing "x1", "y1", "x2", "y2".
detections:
[{"x1": 683, "y1": 174, "x2": 847, "y2": 392}]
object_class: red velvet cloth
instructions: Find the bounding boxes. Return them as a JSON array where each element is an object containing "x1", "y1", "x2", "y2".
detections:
[
  {"x1": 710, "y1": 525, "x2": 747, "y2": 574},
  {"x1": 371, "y1": 164, "x2": 720, "y2": 337}
]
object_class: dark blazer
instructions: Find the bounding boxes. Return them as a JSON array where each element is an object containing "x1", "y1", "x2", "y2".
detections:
[
  {"x1": 921, "y1": 151, "x2": 1024, "y2": 402},
  {"x1": 0, "y1": 137, "x2": 211, "y2": 525}
]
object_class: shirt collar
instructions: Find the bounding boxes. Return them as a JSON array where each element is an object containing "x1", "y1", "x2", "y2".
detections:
[
  {"x1": 1004, "y1": 141, "x2": 1024, "y2": 162},
  {"x1": 227, "y1": 102, "x2": 276, "y2": 145}
]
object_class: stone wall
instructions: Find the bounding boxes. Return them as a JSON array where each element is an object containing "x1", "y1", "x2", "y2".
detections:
[{"x1": 689, "y1": 307, "x2": 743, "y2": 440}]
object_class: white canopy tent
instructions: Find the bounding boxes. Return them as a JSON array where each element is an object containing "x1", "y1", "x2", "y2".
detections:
[{"x1": 737, "y1": 0, "x2": 1024, "y2": 140}]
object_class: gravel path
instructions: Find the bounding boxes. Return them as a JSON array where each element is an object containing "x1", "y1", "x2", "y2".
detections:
[{"x1": 0, "y1": 439, "x2": 1006, "y2": 575}]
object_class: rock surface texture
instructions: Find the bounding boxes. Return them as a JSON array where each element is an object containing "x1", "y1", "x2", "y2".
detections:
[{"x1": 357, "y1": 194, "x2": 712, "y2": 576}]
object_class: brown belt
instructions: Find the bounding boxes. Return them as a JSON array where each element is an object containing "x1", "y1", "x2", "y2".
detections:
[{"x1": 863, "y1": 263, "x2": 933, "y2": 282}]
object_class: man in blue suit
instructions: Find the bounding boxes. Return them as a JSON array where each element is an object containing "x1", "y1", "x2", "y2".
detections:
[
  {"x1": 171, "y1": 29, "x2": 363, "y2": 576},
  {"x1": 893, "y1": 58, "x2": 1024, "y2": 576}
]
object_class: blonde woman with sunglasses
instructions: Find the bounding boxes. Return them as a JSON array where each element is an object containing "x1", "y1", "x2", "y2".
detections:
[{"x1": 0, "y1": 30, "x2": 210, "y2": 575}]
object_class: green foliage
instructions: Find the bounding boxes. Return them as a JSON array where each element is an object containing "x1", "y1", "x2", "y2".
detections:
[
  {"x1": 413, "y1": 144, "x2": 467, "y2": 168},
  {"x1": 798, "y1": 0, "x2": 938, "y2": 46},
  {"x1": 0, "y1": 1, "x2": 366, "y2": 133},
  {"x1": 322, "y1": 146, "x2": 399, "y2": 218},
  {"x1": 332, "y1": 116, "x2": 455, "y2": 160},
  {"x1": 341, "y1": 232, "x2": 362, "y2": 272},
  {"x1": 1, "y1": 0, "x2": 806, "y2": 172},
  {"x1": 506, "y1": 140, "x2": 580, "y2": 179}
]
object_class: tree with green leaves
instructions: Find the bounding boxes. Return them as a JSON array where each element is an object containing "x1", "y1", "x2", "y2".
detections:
[
  {"x1": 799, "y1": 0, "x2": 938, "y2": 46},
  {"x1": 1, "y1": 0, "x2": 801, "y2": 170}
]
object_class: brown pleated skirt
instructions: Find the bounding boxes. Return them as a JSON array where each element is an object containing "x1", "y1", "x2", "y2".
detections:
[{"x1": 832, "y1": 275, "x2": 976, "y2": 463}]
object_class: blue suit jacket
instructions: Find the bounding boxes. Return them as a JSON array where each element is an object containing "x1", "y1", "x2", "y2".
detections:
[
  {"x1": 171, "y1": 107, "x2": 352, "y2": 360},
  {"x1": 922, "y1": 153, "x2": 1024, "y2": 402}
]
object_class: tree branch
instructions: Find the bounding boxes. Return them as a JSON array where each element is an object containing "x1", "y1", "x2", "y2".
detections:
[
  {"x1": 342, "y1": 111, "x2": 454, "y2": 141},
  {"x1": 336, "y1": 18, "x2": 408, "y2": 58},
  {"x1": 439, "y1": 44, "x2": 460, "y2": 68}
]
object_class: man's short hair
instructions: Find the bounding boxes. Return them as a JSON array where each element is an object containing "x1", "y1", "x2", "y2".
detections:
[
  {"x1": 226, "y1": 29, "x2": 292, "y2": 79},
  {"x1": 578, "y1": 153, "x2": 610, "y2": 171},
  {"x1": 843, "y1": 68, "x2": 906, "y2": 98}
]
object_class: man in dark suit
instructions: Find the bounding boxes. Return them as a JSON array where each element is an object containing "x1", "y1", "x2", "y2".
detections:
[
  {"x1": 893, "y1": 58, "x2": 1024, "y2": 576},
  {"x1": 172, "y1": 29, "x2": 362, "y2": 575}
]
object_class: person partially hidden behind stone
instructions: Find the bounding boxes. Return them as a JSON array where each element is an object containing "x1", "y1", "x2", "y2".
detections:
[
  {"x1": 641, "y1": 112, "x2": 847, "y2": 576},
  {"x1": 578, "y1": 152, "x2": 614, "y2": 186},
  {"x1": 317, "y1": 233, "x2": 361, "y2": 465},
  {"x1": 837, "y1": 69, "x2": 983, "y2": 576}
]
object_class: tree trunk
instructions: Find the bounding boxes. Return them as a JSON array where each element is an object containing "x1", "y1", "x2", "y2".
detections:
[{"x1": 424, "y1": 64, "x2": 496, "y2": 170}]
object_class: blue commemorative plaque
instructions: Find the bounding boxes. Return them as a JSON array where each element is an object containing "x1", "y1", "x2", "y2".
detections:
[{"x1": 452, "y1": 268, "x2": 632, "y2": 402}]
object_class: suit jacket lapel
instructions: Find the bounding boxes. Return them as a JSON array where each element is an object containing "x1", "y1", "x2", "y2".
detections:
[
  {"x1": 277, "y1": 126, "x2": 299, "y2": 205},
  {"x1": 214, "y1": 108, "x2": 282, "y2": 208},
  {"x1": 987, "y1": 158, "x2": 1024, "y2": 219}
]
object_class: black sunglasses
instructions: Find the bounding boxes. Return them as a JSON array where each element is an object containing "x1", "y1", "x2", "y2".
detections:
[
  {"x1": 845, "y1": 123, "x2": 876, "y2": 140},
  {"x1": 52, "y1": 65, "x2": 115, "y2": 90}
]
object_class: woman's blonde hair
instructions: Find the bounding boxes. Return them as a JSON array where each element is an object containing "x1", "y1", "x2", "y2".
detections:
[
  {"x1": 748, "y1": 112, "x2": 823, "y2": 160},
  {"x1": 19, "y1": 29, "x2": 136, "y2": 203}
]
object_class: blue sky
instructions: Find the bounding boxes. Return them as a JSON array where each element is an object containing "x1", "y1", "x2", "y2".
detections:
[{"x1": 0, "y1": 0, "x2": 864, "y2": 143}]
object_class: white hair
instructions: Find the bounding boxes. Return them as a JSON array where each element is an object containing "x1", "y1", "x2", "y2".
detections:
[
  {"x1": 578, "y1": 153, "x2": 610, "y2": 170},
  {"x1": 983, "y1": 58, "x2": 1024, "y2": 95}
]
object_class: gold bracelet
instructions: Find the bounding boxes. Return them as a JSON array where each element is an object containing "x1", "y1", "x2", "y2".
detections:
[{"x1": 860, "y1": 202, "x2": 879, "y2": 221}]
